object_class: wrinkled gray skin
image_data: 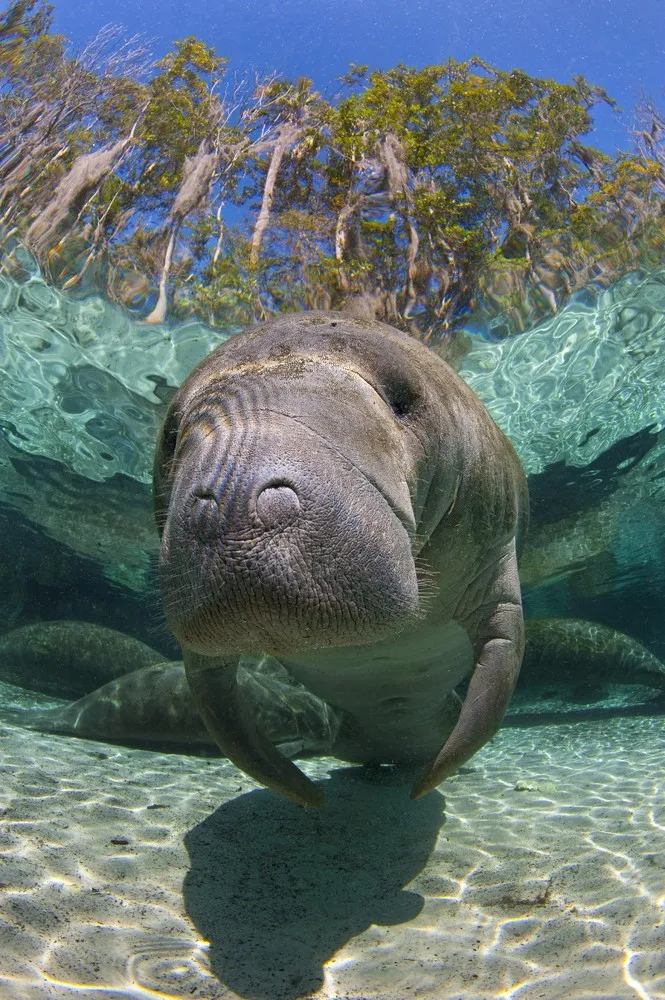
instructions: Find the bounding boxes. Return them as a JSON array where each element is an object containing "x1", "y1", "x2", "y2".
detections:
[
  {"x1": 517, "y1": 618, "x2": 665, "y2": 689},
  {"x1": 154, "y1": 312, "x2": 529, "y2": 807}
]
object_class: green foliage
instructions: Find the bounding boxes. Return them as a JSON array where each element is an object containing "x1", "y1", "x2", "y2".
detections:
[
  {"x1": 0, "y1": 0, "x2": 53, "y2": 55},
  {"x1": 142, "y1": 37, "x2": 228, "y2": 174},
  {"x1": 0, "y1": 14, "x2": 663, "y2": 339}
]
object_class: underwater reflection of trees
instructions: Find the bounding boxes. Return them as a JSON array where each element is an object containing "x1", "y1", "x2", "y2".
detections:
[{"x1": 2, "y1": 0, "x2": 664, "y2": 344}]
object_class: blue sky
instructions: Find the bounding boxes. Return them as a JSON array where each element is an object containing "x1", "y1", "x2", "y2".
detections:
[{"x1": 53, "y1": 0, "x2": 664, "y2": 154}]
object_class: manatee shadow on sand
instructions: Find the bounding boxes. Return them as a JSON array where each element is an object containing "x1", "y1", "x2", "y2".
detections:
[{"x1": 183, "y1": 765, "x2": 445, "y2": 1000}]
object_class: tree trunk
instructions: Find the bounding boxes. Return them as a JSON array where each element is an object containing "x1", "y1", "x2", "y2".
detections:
[
  {"x1": 378, "y1": 134, "x2": 420, "y2": 319},
  {"x1": 144, "y1": 141, "x2": 218, "y2": 325},
  {"x1": 249, "y1": 124, "x2": 297, "y2": 266},
  {"x1": 144, "y1": 223, "x2": 178, "y2": 325},
  {"x1": 335, "y1": 193, "x2": 362, "y2": 263},
  {"x1": 25, "y1": 137, "x2": 130, "y2": 254}
]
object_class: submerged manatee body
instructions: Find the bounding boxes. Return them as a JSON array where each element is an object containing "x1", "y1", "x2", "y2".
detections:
[
  {"x1": 518, "y1": 618, "x2": 665, "y2": 689},
  {"x1": 18, "y1": 619, "x2": 665, "y2": 750},
  {"x1": 154, "y1": 311, "x2": 529, "y2": 806},
  {"x1": 0, "y1": 620, "x2": 164, "y2": 699},
  {"x1": 19, "y1": 657, "x2": 341, "y2": 758}
]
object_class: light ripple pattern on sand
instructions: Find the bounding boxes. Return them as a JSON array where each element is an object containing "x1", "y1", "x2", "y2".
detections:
[{"x1": 0, "y1": 716, "x2": 663, "y2": 999}]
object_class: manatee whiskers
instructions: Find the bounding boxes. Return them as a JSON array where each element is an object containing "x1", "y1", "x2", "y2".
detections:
[
  {"x1": 413, "y1": 555, "x2": 438, "y2": 615},
  {"x1": 157, "y1": 579, "x2": 206, "y2": 619},
  {"x1": 146, "y1": 602, "x2": 181, "y2": 648}
]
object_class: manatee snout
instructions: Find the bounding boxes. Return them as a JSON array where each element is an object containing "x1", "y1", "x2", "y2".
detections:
[
  {"x1": 159, "y1": 417, "x2": 420, "y2": 657},
  {"x1": 188, "y1": 479, "x2": 301, "y2": 538}
]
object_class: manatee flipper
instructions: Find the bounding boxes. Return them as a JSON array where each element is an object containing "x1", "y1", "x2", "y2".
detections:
[
  {"x1": 411, "y1": 550, "x2": 524, "y2": 799},
  {"x1": 239, "y1": 659, "x2": 341, "y2": 753},
  {"x1": 185, "y1": 650, "x2": 326, "y2": 808}
]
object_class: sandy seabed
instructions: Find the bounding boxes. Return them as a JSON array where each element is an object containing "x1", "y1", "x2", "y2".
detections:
[{"x1": 0, "y1": 715, "x2": 664, "y2": 1000}]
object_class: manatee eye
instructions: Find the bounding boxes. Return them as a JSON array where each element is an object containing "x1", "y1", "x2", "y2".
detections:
[{"x1": 383, "y1": 376, "x2": 419, "y2": 417}]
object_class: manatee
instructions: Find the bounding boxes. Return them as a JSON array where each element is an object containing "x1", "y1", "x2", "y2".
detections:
[
  {"x1": 154, "y1": 311, "x2": 528, "y2": 806},
  {"x1": 519, "y1": 617, "x2": 665, "y2": 690},
  {"x1": 0, "y1": 620, "x2": 165, "y2": 699},
  {"x1": 16, "y1": 657, "x2": 341, "y2": 758},
  {"x1": 16, "y1": 618, "x2": 665, "y2": 753}
]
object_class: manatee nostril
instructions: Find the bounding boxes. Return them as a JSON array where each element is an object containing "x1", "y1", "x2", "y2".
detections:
[
  {"x1": 255, "y1": 484, "x2": 300, "y2": 529},
  {"x1": 190, "y1": 490, "x2": 221, "y2": 539},
  {"x1": 191, "y1": 489, "x2": 220, "y2": 515}
]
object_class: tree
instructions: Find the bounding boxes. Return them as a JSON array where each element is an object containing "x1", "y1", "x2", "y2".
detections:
[
  {"x1": 0, "y1": 0, "x2": 53, "y2": 55},
  {"x1": 633, "y1": 92, "x2": 665, "y2": 196},
  {"x1": 1, "y1": 14, "x2": 663, "y2": 341},
  {"x1": 245, "y1": 76, "x2": 324, "y2": 265}
]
